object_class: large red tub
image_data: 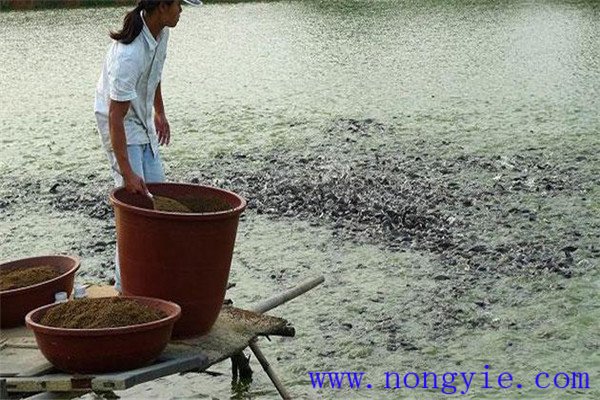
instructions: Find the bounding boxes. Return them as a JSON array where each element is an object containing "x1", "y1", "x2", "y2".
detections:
[{"x1": 110, "y1": 183, "x2": 246, "y2": 338}]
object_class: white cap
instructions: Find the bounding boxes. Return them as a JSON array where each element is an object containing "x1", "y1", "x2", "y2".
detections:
[
  {"x1": 183, "y1": 0, "x2": 202, "y2": 6},
  {"x1": 54, "y1": 291, "x2": 68, "y2": 303}
]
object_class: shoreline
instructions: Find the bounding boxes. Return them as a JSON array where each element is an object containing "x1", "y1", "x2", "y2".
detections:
[
  {"x1": 0, "y1": 0, "x2": 132, "y2": 11},
  {"x1": 0, "y1": 0, "x2": 269, "y2": 11}
]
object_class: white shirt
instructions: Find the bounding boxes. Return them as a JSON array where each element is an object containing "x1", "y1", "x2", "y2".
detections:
[{"x1": 94, "y1": 11, "x2": 169, "y2": 157}]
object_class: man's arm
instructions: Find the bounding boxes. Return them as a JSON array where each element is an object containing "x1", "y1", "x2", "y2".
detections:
[
  {"x1": 109, "y1": 99, "x2": 147, "y2": 194},
  {"x1": 154, "y1": 82, "x2": 171, "y2": 146}
]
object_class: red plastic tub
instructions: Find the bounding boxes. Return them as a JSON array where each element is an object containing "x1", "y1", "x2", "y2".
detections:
[
  {"x1": 0, "y1": 255, "x2": 80, "y2": 328},
  {"x1": 110, "y1": 183, "x2": 246, "y2": 338},
  {"x1": 25, "y1": 296, "x2": 181, "y2": 374}
]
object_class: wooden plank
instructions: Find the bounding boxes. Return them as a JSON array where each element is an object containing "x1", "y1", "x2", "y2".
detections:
[
  {"x1": 1, "y1": 325, "x2": 31, "y2": 340},
  {"x1": 4, "y1": 374, "x2": 79, "y2": 392},
  {"x1": 5, "y1": 337, "x2": 38, "y2": 349},
  {"x1": 162, "y1": 307, "x2": 288, "y2": 365},
  {"x1": 18, "y1": 361, "x2": 55, "y2": 378},
  {"x1": 7, "y1": 355, "x2": 209, "y2": 393},
  {"x1": 85, "y1": 285, "x2": 119, "y2": 298},
  {"x1": 1, "y1": 335, "x2": 53, "y2": 377},
  {"x1": 91, "y1": 354, "x2": 208, "y2": 391},
  {"x1": 0, "y1": 346, "x2": 51, "y2": 377}
]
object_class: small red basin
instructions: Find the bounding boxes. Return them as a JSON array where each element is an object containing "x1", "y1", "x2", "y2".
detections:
[
  {"x1": 0, "y1": 255, "x2": 80, "y2": 328},
  {"x1": 25, "y1": 296, "x2": 181, "y2": 374}
]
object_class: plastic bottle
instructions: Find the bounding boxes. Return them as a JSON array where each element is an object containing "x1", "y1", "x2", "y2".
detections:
[
  {"x1": 73, "y1": 285, "x2": 87, "y2": 299},
  {"x1": 54, "y1": 291, "x2": 68, "y2": 303}
]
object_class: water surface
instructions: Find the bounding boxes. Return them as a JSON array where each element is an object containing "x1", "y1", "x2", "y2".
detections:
[{"x1": 1, "y1": 1, "x2": 598, "y2": 399}]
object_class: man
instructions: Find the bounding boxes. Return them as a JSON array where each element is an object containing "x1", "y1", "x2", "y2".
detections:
[{"x1": 94, "y1": 0, "x2": 201, "y2": 292}]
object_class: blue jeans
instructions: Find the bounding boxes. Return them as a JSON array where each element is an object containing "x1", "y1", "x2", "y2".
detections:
[{"x1": 107, "y1": 144, "x2": 165, "y2": 293}]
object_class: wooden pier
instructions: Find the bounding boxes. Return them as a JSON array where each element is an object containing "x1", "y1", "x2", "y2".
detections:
[{"x1": 0, "y1": 276, "x2": 324, "y2": 399}]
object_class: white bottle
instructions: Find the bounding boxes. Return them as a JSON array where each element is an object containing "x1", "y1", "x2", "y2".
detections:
[
  {"x1": 54, "y1": 291, "x2": 68, "y2": 303},
  {"x1": 73, "y1": 285, "x2": 87, "y2": 300}
]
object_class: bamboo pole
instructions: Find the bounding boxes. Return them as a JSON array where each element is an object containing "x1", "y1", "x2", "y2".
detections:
[
  {"x1": 247, "y1": 275, "x2": 325, "y2": 400},
  {"x1": 250, "y1": 275, "x2": 325, "y2": 314},
  {"x1": 249, "y1": 340, "x2": 291, "y2": 400}
]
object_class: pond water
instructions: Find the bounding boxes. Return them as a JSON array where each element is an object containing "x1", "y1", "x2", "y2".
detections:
[
  {"x1": 1, "y1": 0, "x2": 598, "y2": 177},
  {"x1": 0, "y1": 1, "x2": 598, "y2": 399}
]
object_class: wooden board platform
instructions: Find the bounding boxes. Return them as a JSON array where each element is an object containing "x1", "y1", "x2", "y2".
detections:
[
  {"x1": 0, "y1": 276, "x2": 326, "y2": 399},
  {"x1": 0, "y1": 288, "x2": 291, "y2": 394}
]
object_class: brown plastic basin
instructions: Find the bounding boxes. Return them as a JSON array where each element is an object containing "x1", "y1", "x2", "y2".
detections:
[
  {"x1": 0, "y1": 255, "x2": 80, "y2": 328},
  {"x1": 25, "y1": 296, "x2": 181, "y2": 374},
  {"x1": 110, "y1": 183, "x2": 246, "y2": 338}
]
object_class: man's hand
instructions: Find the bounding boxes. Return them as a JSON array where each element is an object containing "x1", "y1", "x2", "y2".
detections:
[
  {"x1": 155, "y1": 112, "x2": 170, "y2": 146},
  {"x1": 123, "y1": 170, "x2": 148, "y2": 195}
]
